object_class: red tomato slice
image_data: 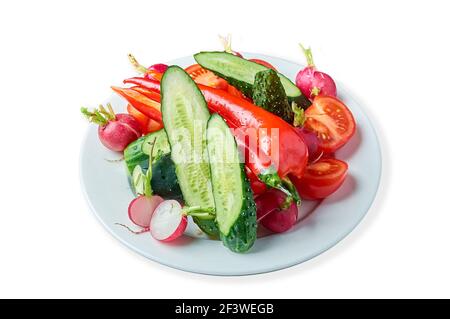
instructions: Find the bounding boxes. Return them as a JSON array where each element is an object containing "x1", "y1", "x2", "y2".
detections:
[
  {"x1": 248, "y1": 58, "x2": 277, "y2": 70},
  {"x1": 185, "y1": 64, "x2": 228, "y2": 90},
  {"x1": 291, "y1": 158, "x2": 348, "y2": 200},
  {"x1": 127, "y1": 104, "x2": 149, "y2": 133},
  {"x1": 304, "y1": 96, "x2": 356, "y2": 153}
]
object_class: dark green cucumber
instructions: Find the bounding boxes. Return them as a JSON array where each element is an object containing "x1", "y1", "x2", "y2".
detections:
[
  {"x1": 206, "y1": 113, "x2": 257, "y2": 253},
  {"x1": 253, "y1": 69, "x2": 293, "y2": 123},
  {"x1": 150, "y1": 153, "x2": 182, "y2": 200},
  {"x1": 192, "y1": 217, "x2": 219, "y2": 237},
  {"x1": 194, "y1": 51, "x2": 311, "y2": 108},
  {"x1": 161, "y1": 66, "x2": 217, "y2": 235},
  {"x1": 125, "y1": 129, "x2": 182, "y2": 199}
]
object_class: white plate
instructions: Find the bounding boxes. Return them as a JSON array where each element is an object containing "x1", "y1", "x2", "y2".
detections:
[{"x1": 80, "y1": 53, "x2": 381, "y2": 276}]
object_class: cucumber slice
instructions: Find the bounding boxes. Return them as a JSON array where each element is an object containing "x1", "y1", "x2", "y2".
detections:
[
  {"x1": 161, "y1": 66, "x2": 216, "y2": 219},
  {"x1": 194, "y1": 51, "x2": 311, "y2": 108},
  {"x1": 207, "y1": 113, "x2": 257, "y2": 252},
  {"x1": 124, "y1": 129, "x2": 170, "y2": 177},
  {"x1": 142, "y1": 129, "x2": 170, "y2": 161}
]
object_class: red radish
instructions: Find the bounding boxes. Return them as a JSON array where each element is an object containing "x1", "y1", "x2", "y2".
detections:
[
  {"x1": 219, "y1": 34, "x2": 243, "y2": 57},
  {"x1": 295, "y1": 44, "x2": 337, "y2": 100},
  {"x1": 128, "y1": 53, "x2": 168, "y2": 81},
  {"x1": 295, "y1": 127, "x2": 323, "y2": 163},
  {"x1": 128, "y1": 195, "x2": 164, "y2": 228},
  {"x1": 81, "y1": 104, "x2": 141, "y2": 152},
  {"x1": 150, "y1": 200, "x2": 215, "y2": 242},
  {"x1": 255, "y1": 189, "x2": 298, "y2": 233},
  {"x1": 261, "y1": 202, "x2": 297, "y2": 233}
]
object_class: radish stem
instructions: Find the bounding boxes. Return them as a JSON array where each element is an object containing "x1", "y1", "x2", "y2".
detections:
[
  {"x1": 311, "y1": 87, "x2": 321, "y2": 97},
  {"x1": 299, "y1": 43, "x2": 315, "y2": 67},
  {"x1": 282, "y1": 176, "x2": 301, "y2": 207},
  {"x1": 219, "y1": 34, "x2": 233, "y2": 53},
  {"x1": 81, "y1": 107, "x2": 108, "y2": 125},
  {"x1": 291, "y1": 102, "x2": 306, "y2": 127},
  {"x1": 128, "y1": 53, "x2": 148, "y2": 75}
]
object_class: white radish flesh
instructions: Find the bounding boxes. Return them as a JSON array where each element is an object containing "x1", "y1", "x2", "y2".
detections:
[
  {"x1": 128, "y1": 195, "x2": 164, "y2": 228},
  {"x1": 150, "y1": 200, "x2": 187, "y2": 242}
]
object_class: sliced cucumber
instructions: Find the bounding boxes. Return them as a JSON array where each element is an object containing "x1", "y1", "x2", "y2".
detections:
[
  {"x1": 142, "y1": 129, "x2": 170, "y2": 161},
  {"x1": 124, "y1": 129, "x2": 170, "y2": 177},
  {"x1": 161, "y1": 66, "x2": 216, "y2": 221},
  {"x1": 194, "y1": 51, "x2": 311, "y2": 108},
  {"x1": 207, "y1": 113, "x2": 257, "y2": 253}
]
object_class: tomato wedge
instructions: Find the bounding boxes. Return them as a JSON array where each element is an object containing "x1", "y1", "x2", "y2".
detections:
[
  {"x1": 304, "y1": 96, "x2": 356, "y2": 153},
  {"x1": 248, "y1": 58, "x2": 277, "y2": 71},
  {"x1": 185, "y1": 64, "x2": 228, "y2": 90},
  {"x1": 291, "y1": 158, "x2": 348, "y2": 200}
]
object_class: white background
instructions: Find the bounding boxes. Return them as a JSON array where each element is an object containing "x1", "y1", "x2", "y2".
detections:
[{"x1": 0, "y1": 0, "x2": 449, "y2": 298}]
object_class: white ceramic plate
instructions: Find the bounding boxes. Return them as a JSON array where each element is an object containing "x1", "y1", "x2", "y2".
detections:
[{"x1": 80, "y1": 53, "x2": 381, "y2": 276}]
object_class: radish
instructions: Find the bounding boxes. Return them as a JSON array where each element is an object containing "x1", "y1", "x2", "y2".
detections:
[
  {"x1": 295, "y1": 44, "x2": 337, "y2": 100},
  {"x1": 255, "y1": 189, "x2": 299, "y2": 233},
  {"x1": 295, "y1": 127, "x2": 323, "y2": 163},
  {"x1": 128, "y1": 53, "x2": 168, "y2": 81},
  {"x1": 81, "y1": 104, "x2": 141, "y2": 152},
  {"x1": 128, "y1": 195, "x2": 164, "y2": 228},
  {"x1": 151, "y1": 200, "x2": 214, "y2": 242}
]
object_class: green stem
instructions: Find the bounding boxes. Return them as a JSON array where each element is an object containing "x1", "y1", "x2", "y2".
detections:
[
  {"x1": 81, "y1": 107, "x2": 108, "y2": 126},
  {"x1": 144, "y1": 139, "x2": 156, "y2": 197},
  {"x1": 128, "y1": 53, "x2": 148, "y2": 74},
  {"x1": 282, "y1": 176, "x2": 301, "y2": 206},
  {"x1": 291, "y1": 101, "x2": 306, "y2": 127},
  {"x1": 81, "y1": 104, "x2": 116, "y2": 126},
  {"x1": 106, "y1": 103, "x2": 116, "y2": 120},
  {"x1": 259, "y1": 169, "x2": 295, "y2": 209},
  {"x1": 299, "y1": 43, "x2": 315, "y2": 67},
  {"x1": 182, "y1": 206, "x2": 215, "y2": 218},
  {"x1": 259, "y1": 169, "x2": 301, "y2": 209},
  {"x1": 311, "y1": 87, "x2": 321, "y2": 97}
]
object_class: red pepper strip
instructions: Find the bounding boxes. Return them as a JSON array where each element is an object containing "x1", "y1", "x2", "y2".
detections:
[
  {"x1": 200, "y1": 86, "x2": 308, "y2": 189},
  {"x1": 124, "y1": 77, "x2": 161, "y2": 93},
  {"x1": 130, "y1": 86, "x2": 161, "y2": 103},
  {"x1": 111, "y1": 86, "x2": 162, "y2": 123},
  {"x1": 123, "y1": 77, "x2": 308, "y2": 202}
]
